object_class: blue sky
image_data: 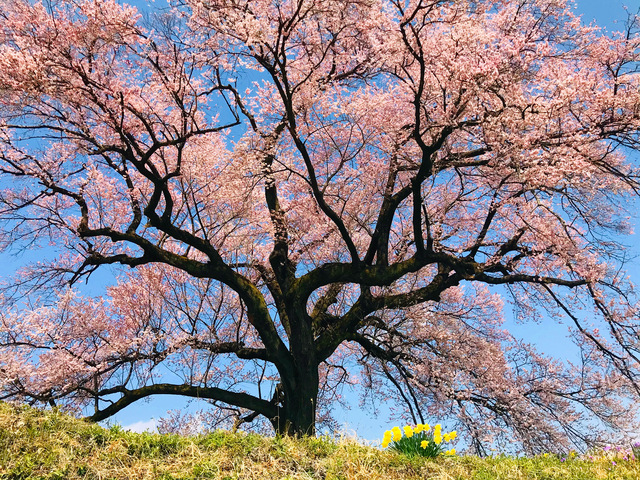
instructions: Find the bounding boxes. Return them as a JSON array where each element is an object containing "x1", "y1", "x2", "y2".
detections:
[
  {"x1": 579, "y1": 0, "x2": 635, "y2": 27},
  {"x1": 1, "y1": 0, "x2": 639, "y2": 442}
]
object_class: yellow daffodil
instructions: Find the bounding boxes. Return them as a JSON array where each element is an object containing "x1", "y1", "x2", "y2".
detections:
[
  {"x1": 381, "y1": 429, "x2": 393, "y2": 449},
  {"x1": 381, "y1": 421, "x2": 460, "y2": 458}
]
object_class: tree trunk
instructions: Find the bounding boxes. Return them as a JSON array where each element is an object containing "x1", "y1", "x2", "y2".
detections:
[
  {"x1": 272, "y1": 300, "x2": 320, "y2": 436},
  {"x1": 273, "y1": 368, "x2": 319, "y2": 436}
]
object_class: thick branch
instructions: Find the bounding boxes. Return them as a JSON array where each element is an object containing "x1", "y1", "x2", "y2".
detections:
[
  {"x1": 86, "y1": 383, "x2": 277, "y2": 422},
  {"x1": 188, "y1": 340, "x2": 271, "y2": 362}
]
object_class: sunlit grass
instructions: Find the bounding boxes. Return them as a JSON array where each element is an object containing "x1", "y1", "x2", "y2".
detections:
[{"x1": 1, "y1": 402, "x2": 639, "y2": 479}]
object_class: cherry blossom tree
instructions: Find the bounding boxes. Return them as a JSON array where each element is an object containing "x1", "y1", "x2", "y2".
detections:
[{"x1": 1, "y1": 0, "x2": 640, "y2": 453}]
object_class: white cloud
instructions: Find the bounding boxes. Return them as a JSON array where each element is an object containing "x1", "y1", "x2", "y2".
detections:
[{"x1": 122, "y1": 418, "x2": 158, "y2": 433}]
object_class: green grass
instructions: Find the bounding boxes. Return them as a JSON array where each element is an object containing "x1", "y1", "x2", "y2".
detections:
[{"x1": 1, "y1": 402, "x2": 639, "y2": 479}]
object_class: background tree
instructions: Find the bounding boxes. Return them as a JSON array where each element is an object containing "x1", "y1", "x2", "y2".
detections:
[{"x1": 1, "y1": 0, "x2": 640, "y2": 454}]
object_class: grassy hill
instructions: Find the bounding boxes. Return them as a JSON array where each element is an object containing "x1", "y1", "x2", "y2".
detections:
[{"x1": 1, "y1": 402, "x2": 639, "y2": 479}]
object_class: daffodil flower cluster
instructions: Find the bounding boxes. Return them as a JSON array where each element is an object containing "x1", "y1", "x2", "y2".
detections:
[{"x1": 381, "y1": 423, "x2": 457, "y2": 458}]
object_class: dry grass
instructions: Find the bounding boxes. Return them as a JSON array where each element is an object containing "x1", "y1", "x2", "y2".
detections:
[{"x1": 1, "y1": 402, "x2": 639, "y2": 479}]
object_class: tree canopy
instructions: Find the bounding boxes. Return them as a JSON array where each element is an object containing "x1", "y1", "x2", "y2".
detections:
[{"x1": 1, "y1": 0, "x2": 640, "y2": 454}]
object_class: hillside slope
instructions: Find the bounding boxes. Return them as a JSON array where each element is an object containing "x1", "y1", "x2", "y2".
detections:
[{"x1": 1, "y1": 402, "x2": 639, "y2": 479}]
